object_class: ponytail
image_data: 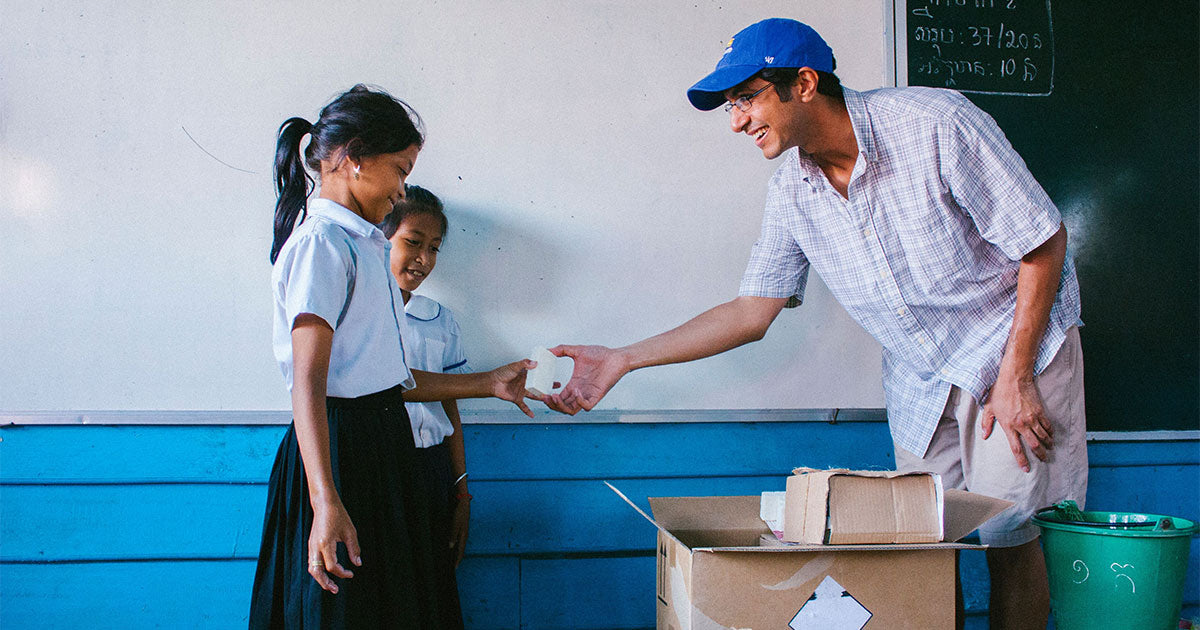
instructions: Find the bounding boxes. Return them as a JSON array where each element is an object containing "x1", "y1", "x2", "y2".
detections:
[
  {"x1": 269, "y1": 85, "x2": 424, "y2": 263},
  {"x1": 270, "y1": 117, "x2": 314, "y2": 263}
]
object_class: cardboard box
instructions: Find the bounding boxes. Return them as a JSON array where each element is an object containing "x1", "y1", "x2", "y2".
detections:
[
  {"x1": 609, "y1": 482, "x2": 1011, "y2": 630},
  {"x1": 782, "y1": 468, "x2": 945, "y2": 544}
]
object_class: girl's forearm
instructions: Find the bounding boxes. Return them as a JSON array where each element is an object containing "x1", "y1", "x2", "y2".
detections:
[
  {"x1": 443, "y1": 400, "x2": 468, "y2": 492},
  {"x1": 292, "y1": 384, "x2": 339, "y2": 503},
  {"x1": 406, "y1": 370, "x2": 490, "y2": 402},
  {"x1": 290, "y1": 317, "x2": 340, "y2": 505}
]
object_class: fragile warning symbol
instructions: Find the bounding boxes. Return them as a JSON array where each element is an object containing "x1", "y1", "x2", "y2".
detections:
[{"x1": 789, "y1": 575, "x2": 872, "y2": 630}]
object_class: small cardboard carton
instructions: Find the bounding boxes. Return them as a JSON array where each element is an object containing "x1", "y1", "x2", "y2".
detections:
[
  {"x1": 782, "y1": 468, "x2": 945, "y2": 544},
  {"x1": 608, "y1": 481, "x2": 1011, "y2": 630}
]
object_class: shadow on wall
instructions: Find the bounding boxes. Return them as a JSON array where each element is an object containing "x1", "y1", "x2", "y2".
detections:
[{"x1": 420, "y1": 199, "x2": 566, "y2": 364}]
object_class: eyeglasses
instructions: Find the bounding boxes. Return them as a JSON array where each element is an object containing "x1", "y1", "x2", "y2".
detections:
[{"x1": 723, "y1": 83, "x2": 773, "y2": 113}]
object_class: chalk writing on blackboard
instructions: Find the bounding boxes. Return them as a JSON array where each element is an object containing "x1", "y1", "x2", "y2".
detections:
[{"x1": 906, "y1": 0, "x2": 1054, "y2": 95}]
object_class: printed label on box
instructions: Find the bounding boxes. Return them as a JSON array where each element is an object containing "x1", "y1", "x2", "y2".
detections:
[{"x1": 789, "y1": 575, "x2": 872, "y2": 630}]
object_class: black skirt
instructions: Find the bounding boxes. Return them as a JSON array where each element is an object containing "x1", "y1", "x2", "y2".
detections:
[{"x1": 248, "y1": 384, "x2": 463, "y2": 629}]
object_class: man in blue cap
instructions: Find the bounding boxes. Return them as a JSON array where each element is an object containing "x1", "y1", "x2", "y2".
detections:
[{"x1": 546, "y1": 17, "x2": 1085, "y2": 630}]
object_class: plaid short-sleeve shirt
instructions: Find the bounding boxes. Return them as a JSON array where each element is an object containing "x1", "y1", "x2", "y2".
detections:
[{"x1": 739, "y1": 87, "x2": 1081, "y2": 457}]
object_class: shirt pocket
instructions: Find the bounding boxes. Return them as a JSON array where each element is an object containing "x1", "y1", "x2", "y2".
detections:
[{"x1": 895, "y1": 200, "x2": 973, "y2": 297}]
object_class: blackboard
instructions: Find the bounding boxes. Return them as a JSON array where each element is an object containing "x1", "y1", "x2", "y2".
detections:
[
  {"x1": 904, "y1": 1, "x2": 1199, "y2": 430},
  {"x1": 907, "y1": 0, "x2": 1054, "y2": 95}
]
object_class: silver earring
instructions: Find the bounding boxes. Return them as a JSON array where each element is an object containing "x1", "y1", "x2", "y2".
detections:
[{"x1": 353, "y1": 164, "x2": 360, "y2": 180}]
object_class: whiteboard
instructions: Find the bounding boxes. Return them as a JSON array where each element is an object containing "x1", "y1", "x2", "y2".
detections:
[{"x1": 0, "y1": 0, "x2": 892, "y2": 412}]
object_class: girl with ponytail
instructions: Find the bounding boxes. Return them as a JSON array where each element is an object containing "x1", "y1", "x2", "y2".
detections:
[{"x1": 250, "y1": 85, "x2": 538, "y2": 629}]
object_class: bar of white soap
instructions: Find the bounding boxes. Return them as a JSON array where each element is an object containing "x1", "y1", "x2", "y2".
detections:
[{"x1": 526, "y1": 347, "x2": 557, "y2": 397}]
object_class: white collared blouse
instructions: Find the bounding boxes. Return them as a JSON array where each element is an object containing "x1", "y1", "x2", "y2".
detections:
[
  {"x1": 272, "y1": 198, "x2": 415, "y2": 397},
  {"x1": 402, "y1": 295, "x2": 470, "y2": 447}
]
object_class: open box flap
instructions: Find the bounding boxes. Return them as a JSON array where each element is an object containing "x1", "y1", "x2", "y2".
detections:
[
  {"x1": 606, "y1": 481, "x2": 693, "y2": 549},
  {"x1": 943, "y1": 488, "x2": 1013, "y2": 542},
  {"x1": 606, "y1": 481, "x2": 656, "y2": 527},
  {"x1": 646, "y1": 494, "x2": 765, "y2": 532},
  {"x1": 609, "y1": 483, "x2": 775, "y2": 549}
]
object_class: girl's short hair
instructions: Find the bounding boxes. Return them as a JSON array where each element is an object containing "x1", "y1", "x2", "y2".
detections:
[{"x1": 379, "y1": 185, "x2": 448, "y2": 241}]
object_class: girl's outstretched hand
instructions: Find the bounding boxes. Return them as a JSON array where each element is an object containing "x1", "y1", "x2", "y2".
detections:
[
  {"x1": 488, "y1": 359, "x2": 535, "y2": 417},
  {"x1": 307, "y1": 498, "x2": 362, "y2": 594}
]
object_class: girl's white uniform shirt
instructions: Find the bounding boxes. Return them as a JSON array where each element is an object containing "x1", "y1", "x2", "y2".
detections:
[
  {"x1": 272, "y1": 198, "x2": 415, "y2": 397},
  {"x1": 402, "y1": 295, "x2": 470, "y2": 447}
]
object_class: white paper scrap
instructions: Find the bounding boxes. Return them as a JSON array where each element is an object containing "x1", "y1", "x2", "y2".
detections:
[
  {"x1": 760, "y1": 491, "x2": 787, "y2": 538},
  {"x1": 788, "y1": 575, "x2": 872, "y2": 630}
]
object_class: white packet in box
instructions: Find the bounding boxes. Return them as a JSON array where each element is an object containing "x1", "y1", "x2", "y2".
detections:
[{"x1": 760, "y1": 491, "x2": 787, "y2": 540}]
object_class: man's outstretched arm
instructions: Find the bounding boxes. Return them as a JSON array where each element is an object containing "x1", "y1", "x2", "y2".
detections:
[{"x1": 545, "y1": 295, "x2": 789, "y2": 414}]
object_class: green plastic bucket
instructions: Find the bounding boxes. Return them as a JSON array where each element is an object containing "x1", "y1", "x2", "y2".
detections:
[{"x1": 1033, "y1": 502, "x2": 1198, "y2": 630}]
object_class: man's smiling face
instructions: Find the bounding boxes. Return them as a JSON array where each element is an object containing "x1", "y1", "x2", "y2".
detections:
[{"x1": 725, "y1": 76, "x2": 809, "y2": 160}]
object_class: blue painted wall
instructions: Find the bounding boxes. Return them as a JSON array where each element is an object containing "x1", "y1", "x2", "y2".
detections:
[{"x1": 2, "y1": 421, "x2": 1197, "y2": 629}]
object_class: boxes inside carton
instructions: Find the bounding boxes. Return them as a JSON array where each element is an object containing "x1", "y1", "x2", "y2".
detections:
[
  {"x1": 783, "y1": 468, "x2": 946, "y2": 544},
  {"x1": 609, "y1": 480, "x2": 1011, "y2": 630}
]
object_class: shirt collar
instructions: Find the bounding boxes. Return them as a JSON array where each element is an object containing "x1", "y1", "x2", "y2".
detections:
[
  {"x1": 794, "y1": 87, "x2": 876, "y2": 191},
  {"x1": 404, "y1": 294, "x2": 441, "y2": 321},
  {"x1": 841, "y1": 87, "x2": 878, "y2": 162},
  {"x1": 307, "y1": 197, "x2": 384, "y2": 240}
]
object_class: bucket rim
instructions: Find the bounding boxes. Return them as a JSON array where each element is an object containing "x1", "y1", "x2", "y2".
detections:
[{"x1": 1033, "y1": 509, "x2": 1199, "y2": 537}]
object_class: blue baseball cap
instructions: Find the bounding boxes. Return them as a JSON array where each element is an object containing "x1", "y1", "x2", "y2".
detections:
[{"x1": 687, "y1": 18, "x2": 834, "y2": 111}]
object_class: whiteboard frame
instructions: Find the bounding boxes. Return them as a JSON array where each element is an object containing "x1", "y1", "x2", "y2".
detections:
[{"x1": 3, "y1": 410, "x2": 1198, "y2": 444}]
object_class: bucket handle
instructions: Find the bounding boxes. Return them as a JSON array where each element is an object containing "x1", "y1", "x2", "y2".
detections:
[{"x1": 1035, "y1": 506, "x2": 1174, "y2": 530}]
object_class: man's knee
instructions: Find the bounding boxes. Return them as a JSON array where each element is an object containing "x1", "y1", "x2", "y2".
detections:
[{"x1": 986, "y1": 539, "x2": 1050, "y2": 630}]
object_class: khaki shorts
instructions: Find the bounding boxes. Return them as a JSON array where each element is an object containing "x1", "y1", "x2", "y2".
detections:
[{"x1": 894, "y1": 326, "x2": 1088, "y2": 547}]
